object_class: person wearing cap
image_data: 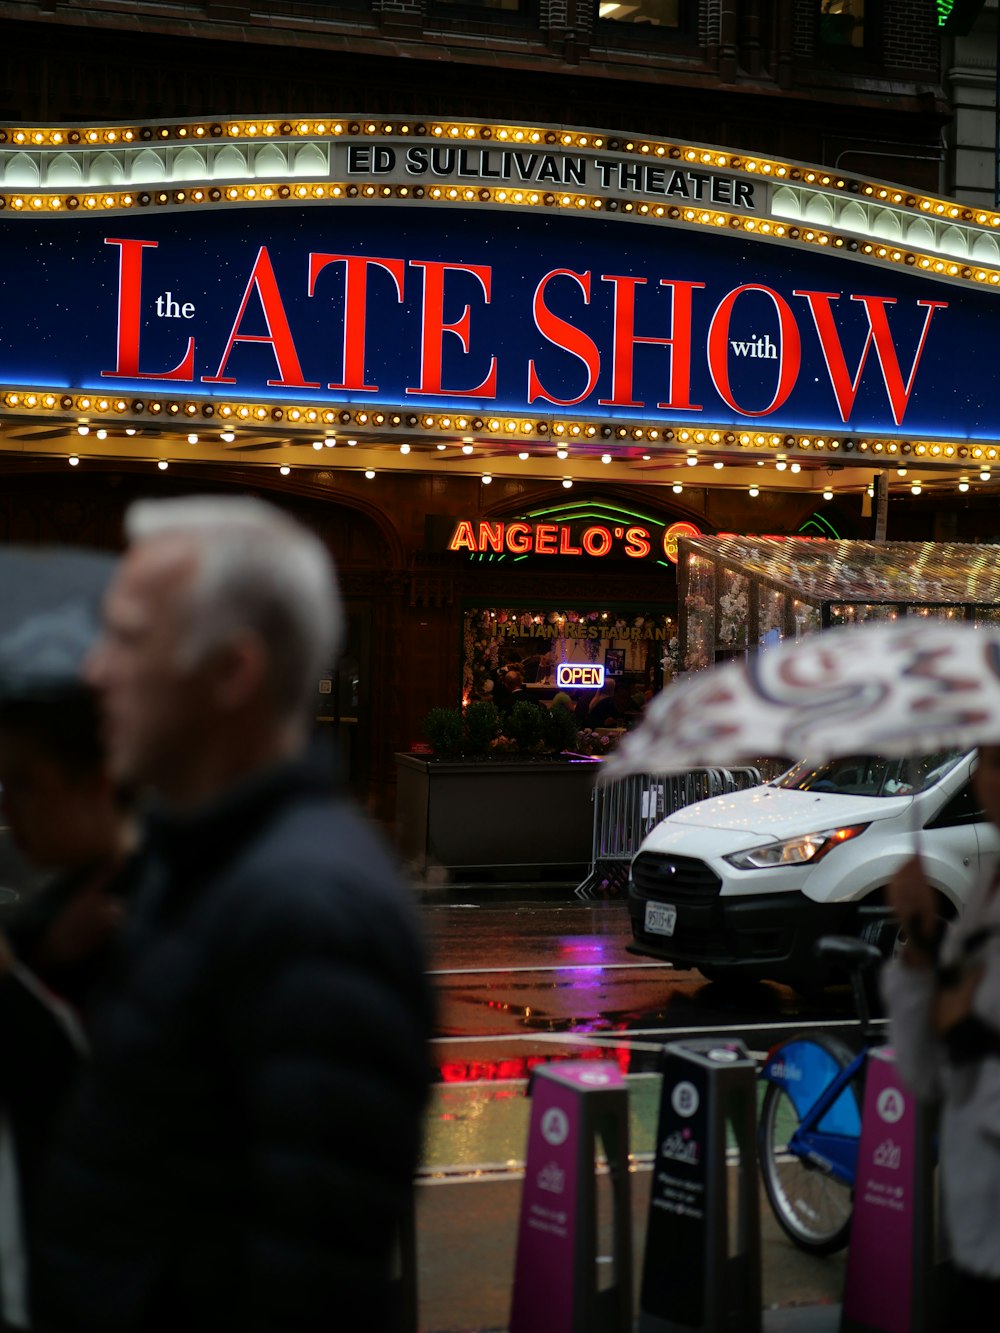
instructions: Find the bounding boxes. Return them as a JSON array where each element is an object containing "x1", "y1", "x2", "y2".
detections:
[
  {"x1": 0, "y1": 561, "x2": 138, "y2": 1333},
  {"x1": 29, "y1": 497, "x2": 433, "y2": 1333}
]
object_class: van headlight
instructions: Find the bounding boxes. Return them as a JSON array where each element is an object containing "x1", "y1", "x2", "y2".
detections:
[{"x1": 723, "y1": 824, "x2": 869, "y2": 870}]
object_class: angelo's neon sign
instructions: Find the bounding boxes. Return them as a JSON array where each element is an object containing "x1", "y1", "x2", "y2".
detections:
[{"x1": 447, "y1": 518, "x2": 701, "y2": 563}]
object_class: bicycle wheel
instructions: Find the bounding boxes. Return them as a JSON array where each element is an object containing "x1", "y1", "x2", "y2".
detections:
[{"x1": 758, "y1": 1081, "x2": 853, "y2": 1254}]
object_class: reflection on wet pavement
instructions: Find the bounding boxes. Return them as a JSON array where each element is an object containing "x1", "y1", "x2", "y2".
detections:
[{"x1": 420, "y1": 894, "x2": 869, "y2": 1175}]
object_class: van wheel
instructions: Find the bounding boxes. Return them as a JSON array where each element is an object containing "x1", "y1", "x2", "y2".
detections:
[
  {"x1": 856, "y1": 917, "x2": 902, "y2": 1015},
  {"x1": 859, "y1": 916, "x2": 906, "y2": 963}
]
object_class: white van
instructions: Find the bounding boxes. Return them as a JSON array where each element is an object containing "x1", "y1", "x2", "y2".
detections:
[{"x1": 627, "y1": 750, "x2": 999, "y2": 992}]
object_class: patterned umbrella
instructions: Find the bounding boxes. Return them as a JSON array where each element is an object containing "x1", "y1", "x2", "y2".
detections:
[
  {"x1": 604, "y1": 618, "x2": 1000, "y2": 778},
  {"x1": 0, "y1": 546, "x2": 116, "y2": 700}
]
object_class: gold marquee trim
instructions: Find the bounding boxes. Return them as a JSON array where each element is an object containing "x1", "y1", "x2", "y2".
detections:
[
  {"x1": 1, "y1": 385, "x2": 996, "y2": 473},
  {"x1": 1, "y1": 115, "x2": 999, "y2": 234},
  {"x1": 0, "y1": 179, "x2": 997, "y2": 291}
]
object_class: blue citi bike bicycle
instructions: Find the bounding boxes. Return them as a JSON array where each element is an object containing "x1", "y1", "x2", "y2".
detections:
[{"x1": 757, "y1": 934, "x2": 886, "y2": 1255}]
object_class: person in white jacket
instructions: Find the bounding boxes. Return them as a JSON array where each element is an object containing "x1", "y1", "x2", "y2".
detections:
[{"x1": 883, "y1": 744, "x2": 1000, "y2": 1326}]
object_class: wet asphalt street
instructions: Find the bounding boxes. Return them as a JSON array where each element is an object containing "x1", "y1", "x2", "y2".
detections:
[{"x1": 416, "y1": 890, "x2": 860, "y2": 1331}]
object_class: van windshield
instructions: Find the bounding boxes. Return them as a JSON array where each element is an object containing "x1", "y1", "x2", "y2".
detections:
[{"x1": 773, "y1": 751, "x2": 965, "y2": 798}]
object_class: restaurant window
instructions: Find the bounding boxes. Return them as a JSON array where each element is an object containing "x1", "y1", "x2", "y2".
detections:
[
  {"x1": 599, "y1": 0, "x2": 681, "y2": 26},
  {"x1": 821, "y1": 0, "x2": 869, "y2": 51},
  {"x1": 463, "y1": 605, "x2": 677, "y2": 706},
  {"x1": 434, "y1": 0, "x2": 524, "y2": 12}
]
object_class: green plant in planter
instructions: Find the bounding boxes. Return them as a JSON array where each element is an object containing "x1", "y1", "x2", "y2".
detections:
[
  {"x1": 506, "y1": 699, "x2": 547, "y2": 753},
  {"x1": 542, "y1": 702, "x2": 579, "y2": 754},
  {"x1": 463, "y1": 700, "x2": 502, "y2": 755},
  {"x1": 422, "y1": 706, "x2": 463, "y2": 755}
]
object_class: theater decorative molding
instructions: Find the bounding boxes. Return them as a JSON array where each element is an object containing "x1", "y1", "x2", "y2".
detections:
[{"x1": 1, "y1": 115, "x2": 998, "y2": 499}]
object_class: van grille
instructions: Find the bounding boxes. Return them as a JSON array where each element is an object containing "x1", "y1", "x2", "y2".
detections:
[{"x1": 631, "y1": 852, "x2": 721, "y2": 903}]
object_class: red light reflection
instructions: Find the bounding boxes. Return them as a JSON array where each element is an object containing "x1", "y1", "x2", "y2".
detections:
[{"x1": 438, "y1": 1043, "x2": 631, "y2": 1084}]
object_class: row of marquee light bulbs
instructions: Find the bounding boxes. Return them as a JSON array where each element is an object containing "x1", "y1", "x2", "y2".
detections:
[{"x1": 53, "y1": 421, "x2": 994, "y2": 495}]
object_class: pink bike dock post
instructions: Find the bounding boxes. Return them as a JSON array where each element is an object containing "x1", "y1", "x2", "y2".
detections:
[
  {"x1": 841, "y1": 1046, "x2": 936, "y2": 1333},
  {"x1": 638, "y1": 1038, "x2": 761, "y2": 1333},
  {"x1": 509, "y1": 1060, "x2": 632, "y2": 1333}
]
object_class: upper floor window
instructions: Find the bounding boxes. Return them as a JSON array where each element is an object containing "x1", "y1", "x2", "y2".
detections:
[
  {"x1": 434, "y1": 0, "x2": 523, "y2": 9},
  {"x1": 599, "y1": 0, "x2": 680, "y2": 27},
  {"x1": 818, "y1": 0, "x2": 865, "y2": 51}
]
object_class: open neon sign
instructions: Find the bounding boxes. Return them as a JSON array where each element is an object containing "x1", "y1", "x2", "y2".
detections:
[{"x1": 557, "y1": 663, "x2": 605, "y2": 689}]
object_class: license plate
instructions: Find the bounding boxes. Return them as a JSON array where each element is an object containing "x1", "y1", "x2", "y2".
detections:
[{"x1": 644, "y1": 901, "x2": 677, "y2": 937}]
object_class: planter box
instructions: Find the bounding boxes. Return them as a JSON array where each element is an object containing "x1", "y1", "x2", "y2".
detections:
[{"x1": 394, "y1": 752, "x2": 600, "y2": 881}]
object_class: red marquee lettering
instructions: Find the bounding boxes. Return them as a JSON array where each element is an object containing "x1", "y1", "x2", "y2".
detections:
[
  {"x1": 408, "y1": 260, "x2": 497, "y2": 398},
  {"x1": 794, "y1": 290, "x2": 948, "y2": 426},
  {"x1": 203, "y1": 247, "x2": 318, "y2": 388},
  {"x1": 309, "y1": 254, "x2": 406, "y2": 393},
  {"x1": 707, "y1": 285, "x2": 802, "y2": 416},
  {"x1": 598, "y1": 277, "x2": 705, "y2": 410},
  {"x1": 102, "y1": 238, "x2": 195, "y2": 382},
  {"x1": 527, "y1": 269, "x2": 601, "y2": 407}
]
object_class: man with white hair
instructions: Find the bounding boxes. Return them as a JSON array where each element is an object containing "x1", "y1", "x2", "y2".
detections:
[{"x1": 29, "y1": 496, "x2": 433, "y2": 1333}]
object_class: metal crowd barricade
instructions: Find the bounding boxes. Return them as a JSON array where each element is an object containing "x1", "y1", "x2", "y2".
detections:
[{"x1": 574, "y1": 766, "x2": 763, "y2": 899}]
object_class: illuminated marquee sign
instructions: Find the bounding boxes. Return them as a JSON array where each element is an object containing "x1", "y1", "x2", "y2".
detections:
[
  {"x1": 447, "y1": 518, "x2": 701, "y2": 562},
  {"x1": 86, "y1": 226, "x2": 946, "y2": 430},
  {"x1": 557, "y1": 663, "x2": 605, "y2": 690},
  {"x1": 3, "y1": 117, "x2": 1000, "y2": 447}
]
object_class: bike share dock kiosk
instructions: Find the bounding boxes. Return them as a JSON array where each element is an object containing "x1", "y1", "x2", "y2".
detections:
[
  {"x1": 841, "y1": 1047, "x2": 937, "y2": 1333},
  {"x1": 639, "y1": 1039, "x2": 761, "y2": 1333},
  {"x1": 510, "y1": 1060, "x2": 632, "y2": 1333}
]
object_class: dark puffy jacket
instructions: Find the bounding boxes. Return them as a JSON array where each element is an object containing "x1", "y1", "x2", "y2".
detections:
[{"x1": 30, "y1": 757, "x2": 433, "y2": 1333}]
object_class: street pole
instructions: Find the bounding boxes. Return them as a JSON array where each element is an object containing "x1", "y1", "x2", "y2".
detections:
[{"x1": 874, "y1": 471, "x2": 889, "y2": 541}]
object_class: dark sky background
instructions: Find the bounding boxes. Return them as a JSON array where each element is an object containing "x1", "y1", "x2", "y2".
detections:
[{"x1": 0, "y1": 202, "x2": 988, "y2": 439}]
